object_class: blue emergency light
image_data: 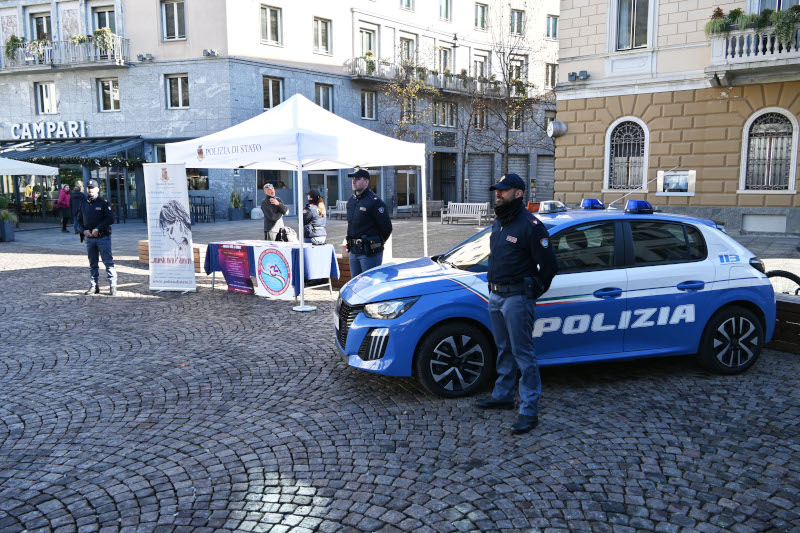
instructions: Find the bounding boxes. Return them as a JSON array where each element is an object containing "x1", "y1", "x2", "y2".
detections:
[
  {"x1": 580, "y1": 198, "x2": 605, "y2": 210},
  {"x1": 624, "y1": 200, "x2": 654, "y2": 214}
]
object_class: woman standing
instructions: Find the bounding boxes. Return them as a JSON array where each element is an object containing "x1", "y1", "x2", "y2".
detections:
[
  {"x1": 56, "y1": 184, "x2": 71, "y2": 232},
  {"x1": 70, "y1": 182, "x2": 87, "y2": 233},
  {"x1": 303, "y1": 189, "x2": 327, "y2": 245}
]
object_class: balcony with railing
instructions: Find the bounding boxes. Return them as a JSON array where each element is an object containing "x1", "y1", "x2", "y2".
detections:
[
  {"x1": 707, "y1": 23, "x2": 800, "y2": 84},
  {"x1": 344, "y1": 57, "x2": 512, "y2": 98},
  {"x1": 1, "y1": 35, "x2": 130, "y2": 72}
]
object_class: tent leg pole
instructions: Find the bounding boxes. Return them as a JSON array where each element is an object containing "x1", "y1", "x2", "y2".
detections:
[
  {"x1": 293, "y1": 161, "x2": 316, "y2": 312},
  {"x1": 421, "y1": 157, "x2": 428, "y2": 257}
]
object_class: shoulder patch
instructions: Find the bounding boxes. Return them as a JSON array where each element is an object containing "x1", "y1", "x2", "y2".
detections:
[
  {"x1": 378, "y1": 206, "x2": 385, "y2": 214},
  {"x1": 540, "y1": 238, "x2": 549, "y2": 248}
]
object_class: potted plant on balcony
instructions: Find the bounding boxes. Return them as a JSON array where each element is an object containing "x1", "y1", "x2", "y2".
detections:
[
  {"x1": 0, "y1": 197, "x2": 17, "y2": 242},
  {"x1": 25, "y1": 38, "x2": 49, "y2": 61},
  {"x1": 705, "y1": 8, "x2": 730, "y2": 36},
  {"x1": 228, "y1": 190, "x2": 244, "y2": 221},
  {"x1": 773, "y1": 7, "x2": 800, "y2": 46},
  {"x1": 93, "y1": 27, "x2": 115, "y2": 52},
  {"x1": 69, "y1": 33, "x2": 90, "y2": 45},
  {"x1": 4, "y1": 35, "x2": 23, "y2": 61},
  {"x1": 363, "y1": 50, "x2": 376, "y2": 75},
  {"x1": 416, "y1": 65, "x2": 427, "y2": 80}
]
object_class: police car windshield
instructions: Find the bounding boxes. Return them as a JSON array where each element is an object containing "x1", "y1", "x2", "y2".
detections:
[{"x1": 438, "y1": 229, "x2": 491, "y2": 272}]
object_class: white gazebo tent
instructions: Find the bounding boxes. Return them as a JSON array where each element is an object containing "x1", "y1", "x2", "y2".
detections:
[
  {"x1": 0, "y1": 157, "x2": 59, "y2": 176},
  {"x1": 165, "y1": 94, "x2": 428, "y2": 311}
]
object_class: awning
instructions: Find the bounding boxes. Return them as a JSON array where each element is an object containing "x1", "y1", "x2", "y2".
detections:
[{"x1": 0, "y1": 137, "x2": 144, "y2": 160}]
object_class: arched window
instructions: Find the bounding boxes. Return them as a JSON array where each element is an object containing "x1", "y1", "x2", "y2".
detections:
[
  {"x1": 606, "y1": 119, "x2": 647, "y2": 190},
  {"x1": 743, "y1": 112, "x2": 794, "y2": 191}
]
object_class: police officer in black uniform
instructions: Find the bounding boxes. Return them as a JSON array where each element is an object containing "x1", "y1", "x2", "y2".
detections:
[
  {"x1": 475, "y1": 173, "x2": 557, "y2": 434},
  {"x1": 77, "y1": 179, "x2": 117, "y2": 296},
  {"x1": 345, "y1": 168, "x2": 392, "y2": 276}
]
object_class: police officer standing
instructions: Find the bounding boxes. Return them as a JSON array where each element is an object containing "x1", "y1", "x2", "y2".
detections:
[
  {"x1": 345, "y1": 168, "x2": 392, "y2": 276},
  {"x1": 475, "y1": 173, "x2": 557, "y2": 434},
  {"x1": 77, "y1": 179, "x2": 117, "y2": 296}
]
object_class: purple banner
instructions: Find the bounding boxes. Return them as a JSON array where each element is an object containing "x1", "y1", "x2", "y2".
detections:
[{"x1": 218, "y1": 244, "x2": 254, "y2": 294}]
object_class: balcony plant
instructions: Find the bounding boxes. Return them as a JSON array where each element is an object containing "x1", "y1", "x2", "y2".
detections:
[
  {"x1": 705, "y1": 7, "x2": 730, "y2": 36},
  {"x1": 4, "y1": 35, "x2": 24, "y2": 61},
  {"x1": 772, "y1": 7, "x2": 800, "y2": 46},
  {"x1": 416, "y1": 65, "x2": 427, "y2": 80},
  {"x1": 69, "y1": 33, "x2": 91, "y2": 45},
  {"x1": 93, "y1": 27, "x2": 115, "y2": 52},
  {"x1": 363, "y1": 50, "x2": 376, "y2": 75}
]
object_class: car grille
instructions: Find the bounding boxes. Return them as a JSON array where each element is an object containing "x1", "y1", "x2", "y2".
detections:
[
  {"x1": 337, "y1": 299, "x2": 363, "y2": 349},
  {"x1": 358, "y1": 328, "x2": 389, "y2": 361}
]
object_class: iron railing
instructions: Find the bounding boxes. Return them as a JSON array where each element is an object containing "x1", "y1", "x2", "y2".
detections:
[{"x1": 2, "y1": 35, "x2": 129, "y2": 69}]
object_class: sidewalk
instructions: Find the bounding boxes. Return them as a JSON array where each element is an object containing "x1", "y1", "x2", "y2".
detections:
[{"x1": 3, "y1": 216, "x2": 799, "y2": 274}]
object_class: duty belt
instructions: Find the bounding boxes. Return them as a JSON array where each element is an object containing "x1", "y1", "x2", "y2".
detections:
[{"x1": 489, "y1": 281, "x2": 525, "y2": 294}]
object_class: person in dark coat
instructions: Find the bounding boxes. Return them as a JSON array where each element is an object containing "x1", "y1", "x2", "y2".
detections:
[
  {"x1": 261, "y1": 183, "x2": 288, "y2": 240},
  {"x1": 70, "y1": 182, "x2": 87, "y2": 234},
  {"x1": 345, "y1": 169, "x2": 392, "y2": 276},
  {"x1": 474, "y1": 173, "x2": 557, "y2": 435},
  {"x1": 303, "y1": 189, "x2": 327, "y2": 245},
  {"x1": 76, "y1": 179, "x2": 117, "y2": 296}
]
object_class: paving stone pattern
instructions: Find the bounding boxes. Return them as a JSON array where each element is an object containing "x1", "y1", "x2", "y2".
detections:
[{"x1": 1, "y1": 243, "x2": 799, "y2": 532}]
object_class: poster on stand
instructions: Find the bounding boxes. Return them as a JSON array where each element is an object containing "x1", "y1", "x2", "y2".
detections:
[
  {"x1": 218, "y1": 244, "x2": 254, "y2": 294},
  {"x1": 253, "y1": 244, "x2": 294, "y2": 300},
  {"x1": 143, "y1": 163, "x2": 197, "y2": 292}
]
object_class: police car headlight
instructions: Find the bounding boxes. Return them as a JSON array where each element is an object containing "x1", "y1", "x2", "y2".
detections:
[{"x1": 363, "y1": 297, "x2": 419, "y2": 320}]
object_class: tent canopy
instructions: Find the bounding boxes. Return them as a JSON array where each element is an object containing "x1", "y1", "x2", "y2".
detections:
[
  {"x1": 165, "y1": 93, "x2": 426, "y2": 171},
  {"x1": 0, "y1": 156, "x2": 59, "y2": 176}
]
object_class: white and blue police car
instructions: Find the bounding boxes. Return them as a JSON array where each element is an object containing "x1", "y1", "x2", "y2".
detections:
[{"x1": 334, "y1": 200, "x2": 776, "y2": 397}]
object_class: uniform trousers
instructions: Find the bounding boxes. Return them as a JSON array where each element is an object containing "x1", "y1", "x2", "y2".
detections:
[
  {"x1": 349, "y1": 252, "x2": 383, "y2": 277},
  {"x1": 86, "y1": 236, "x2": 117, "y2": 287},
  {"x1": 488, "y1": 291, "x2": 541, "y2": 416}
]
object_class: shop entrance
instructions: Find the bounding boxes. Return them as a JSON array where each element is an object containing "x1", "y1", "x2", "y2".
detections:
[
  {"x1": 432, "y1": 153, "x2": 457, "y2": 204},
  {"x1": 308, "y1": 171, "x2": 340, "y2": 208},
  {"x1": 92, "y1": 167, "x2": 134, "y2": 223}
]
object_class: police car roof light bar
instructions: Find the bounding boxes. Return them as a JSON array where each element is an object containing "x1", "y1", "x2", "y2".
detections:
[
  {"x1": 538, "y1": 200, "x2": 567, "y2": 214},
  {"x1": 580, "y1": 198, "x2": 605, "y2": 210},
  {"x1": 624, "y1": 200, "x2": 654, "y2": 214}
]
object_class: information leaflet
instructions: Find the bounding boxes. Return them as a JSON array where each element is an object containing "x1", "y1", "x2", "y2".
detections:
[{"x1": 143, "y1": 163, "x2": 197, "y2": 292}]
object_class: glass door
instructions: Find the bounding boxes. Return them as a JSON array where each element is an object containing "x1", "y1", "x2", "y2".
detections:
[
  {"x1": 308, "y1": 171, "x2": 339, "y2": 208},
  {"x1": 396, "y1": 171, "x2": 417, "y2": 207}
]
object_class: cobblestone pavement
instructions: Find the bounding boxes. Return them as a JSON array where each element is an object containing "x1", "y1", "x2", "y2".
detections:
[{"x1": 1, "y1": 240, "x2": 800, "y2": 532}]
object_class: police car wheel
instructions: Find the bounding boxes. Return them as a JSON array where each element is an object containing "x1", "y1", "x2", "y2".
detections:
[
  {"x1": 698, "y1": 306, "x2": 763, "y2": 375},
  {"x1": 414, "y1": 323, "x2": 494, "y2": 398}
]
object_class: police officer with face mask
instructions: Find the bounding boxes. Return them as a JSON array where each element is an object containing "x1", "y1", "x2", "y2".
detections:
[
  {"x1": 475, "y1": 173, "x2": 557, "y2": 435},
  {"x1": 76, "y1": 179, "x2": 117, "y2": 296},
  {"x1": 345, "y1": 168, "x2": 392, "y2": 276}
]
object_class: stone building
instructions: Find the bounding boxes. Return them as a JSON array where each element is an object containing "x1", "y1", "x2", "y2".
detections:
[
  {"x1": 0, "y1": 0, "x2": 559, "y2": 224},
  {"x1": 554, "y1": 0, "x2": 799, "y2": 233}
]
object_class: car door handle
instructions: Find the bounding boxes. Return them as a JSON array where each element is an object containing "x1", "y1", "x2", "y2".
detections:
[
  {"x1": 593, "y1": 287, "x2": 622, "y2": 299},
  {"x1": 677, "y1": 280, "x2": 705, "y2": 291}
]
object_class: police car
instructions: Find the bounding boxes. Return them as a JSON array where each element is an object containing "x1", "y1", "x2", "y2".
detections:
[{"x1": 334, "y1": 200, "x2": 776, "y2": 397}]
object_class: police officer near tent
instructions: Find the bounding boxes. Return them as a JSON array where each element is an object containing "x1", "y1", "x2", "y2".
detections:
[
  {"x1": 76, "y1": 179, "x2": 118, "y2": 296},
  {"x1": 475, "y1": 173, "x2": 557, "y2": 434},
  {"x1": 345, "y1": 168, "x2": 392, "y2": 276}
]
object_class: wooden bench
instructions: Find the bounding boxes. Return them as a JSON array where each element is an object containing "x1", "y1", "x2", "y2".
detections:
[
  {"x1": 138, "y1": 240, "x2": 203, "y2": 274},
  {"x1": 441, "y1": 202, "x2": 489, "y2": 224},
  {"x1": 766, "y1": 295, "x2": 800, "y2": 355},
  {"x1": 329, "y1": 200, "x2": 348, "y2": 219},
  {"x1": 331, "y1": 256, "x2": 352, "y2": 288}
]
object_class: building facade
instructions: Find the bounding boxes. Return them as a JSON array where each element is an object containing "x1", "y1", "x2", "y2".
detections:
[
  {"x1": 0, "y1": 0, "x2": 559, "y2": 225},
  {"x1": 554, "y1": 0, "x2": 800, "y2": 233}
]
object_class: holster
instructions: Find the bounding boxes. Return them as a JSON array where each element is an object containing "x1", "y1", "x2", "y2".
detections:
[{"x1": 524, "y1": 276, "x2": 545, "y2": 299}]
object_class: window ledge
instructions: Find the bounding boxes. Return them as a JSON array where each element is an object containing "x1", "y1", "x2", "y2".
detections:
[
  {"x1": 736, "y1": 189, "x2": 796, "y2": 194},
  {"x1": 168, "y1": 106, "x2": 190, "y2": 110},
  {"x1": 162, "y1": 37, "x2": 187, "y2": 42},
  {"x1": 601, "y1": 188, "x2": 647, "y2": 193},
  {"x1": 361, "y1": 117, "x2": 377, "y2": 121},
  {"x1": 313, "y1": 50, "x2": 333, "y2": 57},
  {"x1": 656, "y1": 191, "x2": 694, "y2": 196},
  {"x1": 261, "y1": 40, "x2": 283, "y2": 47},
  {"x1": 99, "y1": 109, "x2": 121, "y2": 113}
]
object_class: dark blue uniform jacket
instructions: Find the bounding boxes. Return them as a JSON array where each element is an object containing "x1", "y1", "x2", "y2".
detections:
[
  {"x1": 487, "y1": 207, "x2": 557, "y2": 290},
  {"x1": 77, "y1": 196, "x2": 114, "y2": 236},
  {"x1": 346, "y1": 190, "x2": 392, "y2": 242}
]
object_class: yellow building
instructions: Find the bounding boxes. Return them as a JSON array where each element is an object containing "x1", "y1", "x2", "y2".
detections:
[{"x1": 554, "y1": 0, "x2": 799, "y2": 233}]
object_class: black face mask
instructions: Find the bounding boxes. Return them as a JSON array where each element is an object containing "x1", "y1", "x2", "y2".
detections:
[{"x1": 494, "y1": 196, "x2": 523, "y2": 225}]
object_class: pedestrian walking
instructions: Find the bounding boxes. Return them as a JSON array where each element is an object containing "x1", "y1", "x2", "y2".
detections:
[
  {"x1": 261, "y1": 183, "x2": 288, "y2": 240},
  {"x1": 345, "y1": 168, "x2": 392, "y2": 277},
  {"x1": 70, "y1": 182, "x2": 86, "y2": 234},
  {"x1": 474, "y1": 173, "x2": 557, "y2": 435},
  {"x1": 76, "y1": 179, "x2": 117, "y2": 296},
  {"x1": 56, "y1": 184, "x2": 71, "y2": 232},
  {"x1": 303, "y1": 189, "x2": 327, "y2": 245}
]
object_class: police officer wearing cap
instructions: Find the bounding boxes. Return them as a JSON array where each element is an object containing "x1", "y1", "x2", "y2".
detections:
[
  {"x1": 475, "y1": 173, "x2": 557, "y2": 434},
  {"x1": 76, "y1": 179, "x2": 118, "y2": 296},
  {"x1": 345, "y1": 168, "x2": 392, "y2": 276}
]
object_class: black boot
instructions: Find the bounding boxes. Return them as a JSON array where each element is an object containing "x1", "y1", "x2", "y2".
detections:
[
  {"x1": 511, "y1": 414, "x2": 538, "y2": 435},
  {"x1": 474, "y1": 397, "x2": 516, "y2": 410},
  {"x1": 84, "y1": 286, "x2": 100, "y2": 295}
]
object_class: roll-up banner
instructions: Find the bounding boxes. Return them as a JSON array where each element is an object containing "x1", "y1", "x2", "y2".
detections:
[{"x1": 143, "y1": 163, "x2": 197, "y2": 292}]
